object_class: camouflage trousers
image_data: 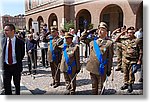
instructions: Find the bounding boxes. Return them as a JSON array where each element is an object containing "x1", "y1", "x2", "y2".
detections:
[
  {"x1": 122, "y1": 60, "x2": 135, "y2": 84},
  {"x1": 116, "y1": 44, "x2": 123, "y2": 70}
]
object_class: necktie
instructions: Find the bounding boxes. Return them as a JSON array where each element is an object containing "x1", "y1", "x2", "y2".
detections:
[{"x1": 8, "y1": 38, "x2": 13, "y2": 64}]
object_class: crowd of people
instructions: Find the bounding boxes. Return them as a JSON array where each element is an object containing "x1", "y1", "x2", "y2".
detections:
[{"x1": 0, "y1": 22, "x2": 143, "y2": 95}]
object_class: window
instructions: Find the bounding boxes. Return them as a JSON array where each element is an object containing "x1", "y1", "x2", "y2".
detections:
[
  {"x1": 103, "y1": 14, "x2": 110, "y2": 27},
  {"x1": 29, "y1": 0, "x2": 32, "y2": 9},
  {"x1": 38, "y1": 0, "x2": 41, "y2": 5}
]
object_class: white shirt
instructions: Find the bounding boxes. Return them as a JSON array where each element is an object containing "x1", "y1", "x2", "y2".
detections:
[
  {"x1": 134, "y1": 31, "x2": 143, "y2": 38},
  {"x1": 5, "y1": 36, "x2": 17, "y2": 64},
  {"x1": 60, "y1": 35, "x2": 66, "y2": 43},
  {"x1": 33, "y1": 33, "x2": 39, "y2": 41},
  {"x1": 77, "y1": 31, "x2": 81, "y2": 37},
  {"x1": 72, "y1": 34, "x2": 78, "y2": 44},
  {"x1": 40, "y1": 42, "x2": 48, "y2": 48}
]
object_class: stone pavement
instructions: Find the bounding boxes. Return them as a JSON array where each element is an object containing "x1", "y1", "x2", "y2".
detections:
[
  {"x1": 20, "y1": 55, "x2": 143, "y2": 95},
  {"x1": 0, "y1": 47, "x2": 143, "y2": 95}
]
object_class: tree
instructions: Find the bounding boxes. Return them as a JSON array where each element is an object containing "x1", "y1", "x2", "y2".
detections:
[{"x1": 64, "y1": 20, "x2": 75, "y2": 32}]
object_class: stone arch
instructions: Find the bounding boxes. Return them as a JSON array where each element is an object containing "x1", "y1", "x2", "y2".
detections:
[
  {"x1": 76, "y1": 9, "x2": 91, "y2": 32},
  {"x1": 48, "y1": 13, "x2": 58, "y2": 30},
  {"x1": 37, "y1": 16, "x2": 44, "y2": 33},
  {"x1": 28, "y1": 18, "x2": 33, "y2": 30},
  {"x1": 100, "y1": 4, "x2": 124, "y2": 31}
]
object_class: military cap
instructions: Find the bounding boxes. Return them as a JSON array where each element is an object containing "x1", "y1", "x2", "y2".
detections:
[
  {"x1": 98, "y1": 22, "x2": 108, "y2": 30},
  {"x1": 50, "y1": 26, "x2": 58, "y2": 32},
  {"x1": 64, "y1": 32, "x2": 74, "y2": 38}
]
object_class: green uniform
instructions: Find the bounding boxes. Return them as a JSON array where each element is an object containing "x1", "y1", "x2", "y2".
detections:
[
  {"x1": 60, "y1": 43, "x2": 80, "y2": 94},
  {"x1": 80, "y1": 31, "x2": 114, "y2": 94},
  {"x1": 47, "y1": 36, "x2": 62, "y2": 86},
  {"x1": 119, "y1": 37, "x2": 143, "y2": 84}
]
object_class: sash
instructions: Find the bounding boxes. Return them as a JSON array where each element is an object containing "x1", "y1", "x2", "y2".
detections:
[
  {"x1": 93, "y1": 39, "x2": 108, "y2": 76},
  {"x1": 49, "y1": 36, "x2": 56, "y2": 61},
  {"x1": 63, "y1": 43, "x2": 76, "y2": 74}
]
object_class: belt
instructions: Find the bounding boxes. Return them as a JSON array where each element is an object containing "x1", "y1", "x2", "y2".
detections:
[
  {"x1": 4, "y1": 62, "x2": 17, "y2": 66},
  {"x1": 125, "y1": 57, "x2": 137, "y2": 60}
]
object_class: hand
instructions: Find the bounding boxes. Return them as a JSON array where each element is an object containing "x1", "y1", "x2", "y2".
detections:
[
  {"x1": 137, "y1": 60, "x2": 141, "y2": 65},
  {"x1": 107, "y1": 70, "x2": 111, "y2": 76},
  {"x1": 28, "y1": 50, "x2": 32, "y2": 53},
  {"x1": 121, "y1": 30, "x2": 126, "y2": 35}
]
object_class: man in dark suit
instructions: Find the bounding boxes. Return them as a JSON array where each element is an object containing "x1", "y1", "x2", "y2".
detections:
[{"x1": 2, "y1": 24, "x2": 25, "y2": 95}]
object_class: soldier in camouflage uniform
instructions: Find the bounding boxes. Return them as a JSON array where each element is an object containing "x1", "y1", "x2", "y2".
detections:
[
  {"x1": 80, "y1": 22, "x2": 113, "y2": 95},
  {"x1": 111, "y1": 26, "x2": 126, "y2": 72},
  {"x1": 47, "y1": 27, "x2": 62, "y2": 88},
  {"x1": 59, "y1": 32, "x2": 80, "y2": 95},
  {"x1": 115, "y1": 27, "x2": 143, "y2": 93}
]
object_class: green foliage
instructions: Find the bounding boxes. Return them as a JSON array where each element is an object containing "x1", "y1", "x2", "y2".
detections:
[
  {"x1": 88, "y1": 23, "x2": 94, "y2": 30},
  {"x1": 15, "y1": 27, "x2": 19, "y2": 33},
  {"x1": 64, "y1": 20, "x2": 75, "y2": 32}
]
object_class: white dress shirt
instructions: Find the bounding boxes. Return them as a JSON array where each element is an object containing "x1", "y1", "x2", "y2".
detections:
[
  {"x1": 134, "y1": 31, "x2": 143, "y2": 38},
  {"x1": 72, "y1": 34, "x2": 78, "y2": 44},
  {"x1": 5, "y1": 36, "x2": 17, "y2": 64}
]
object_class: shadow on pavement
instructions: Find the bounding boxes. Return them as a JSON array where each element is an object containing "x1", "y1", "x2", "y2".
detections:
[
  {"x1": 103, "y1": 89, "x2": 117, "y2": 95},
  {"x1": 76, "y1": 89, "x2": 92, "y2": 95},
  {"x1": 133, "y1": 83, "x2": 143, "y2": 90},
  {"x1": 76, "y1": 79, "x2": 91, "y2": 86},
  {"x1": 30, "y1": 88, "x2": 47, "y2": 95}
]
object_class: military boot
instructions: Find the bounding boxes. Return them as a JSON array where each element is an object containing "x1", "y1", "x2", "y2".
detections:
[
  {"x1": 127, "y1": 84, "x2": 133, "y2": 93},
  {"x1": 120, "y1": 84, "x2": 128, "y2": 90},
  {"x1": 53, "y1": 83, "x2": 60, "y2": 88},
  {"x1": 50, "y1": 80, "x2": 55, "y2": 86},
  {"x1": 70, "y1": 91, "x2": 75, "y2": 95}
]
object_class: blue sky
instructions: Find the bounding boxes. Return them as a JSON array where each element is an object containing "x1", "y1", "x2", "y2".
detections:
[{"x1": 0, "y1": 0, "x2": 25, "y2": 16}]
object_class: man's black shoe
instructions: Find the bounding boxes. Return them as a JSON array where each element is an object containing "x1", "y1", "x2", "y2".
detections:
[
  {"x1": 120, "y1": 84, "x2": 128, "y2": 90},
  {"x1": 70, "y1": 91, "x2": 75, "y2": 95},
  {"x1": 127, "y1": 84, "x2": 133, "y2": 93},
  {"x1": 33, "y1": 71, "x2": 36, "y2": 75},
  {"x1": 53, "y1": 83, "x2": 60, "y2": 88},
  {"x1": 50, "y1": 83, "x2": 55, "y2": 86}
]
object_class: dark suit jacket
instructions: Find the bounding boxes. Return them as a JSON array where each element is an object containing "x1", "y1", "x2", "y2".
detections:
[{"x1": 2, "y1": 37, "x2": 25, "y2": 72}]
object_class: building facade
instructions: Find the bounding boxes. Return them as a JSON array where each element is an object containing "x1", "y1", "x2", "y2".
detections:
[
  {"x1": 25, "y1": 0, "x2": 143, "y2": 32},
  {"x1": 2, "y1": 14, "x2": 26, "y2": 30},
  {"x1": 0, "y1": 16, "x2": 2, "y2": 31}
]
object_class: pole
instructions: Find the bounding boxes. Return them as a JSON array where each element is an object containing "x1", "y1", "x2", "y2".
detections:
[{"x1": 100, "y1": 76, "x2": 108, "y2": 95}]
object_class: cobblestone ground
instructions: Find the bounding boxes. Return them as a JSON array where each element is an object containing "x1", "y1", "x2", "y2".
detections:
[{"x1": 20, "y1": 53, "x2": 143, "y2": 95}]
